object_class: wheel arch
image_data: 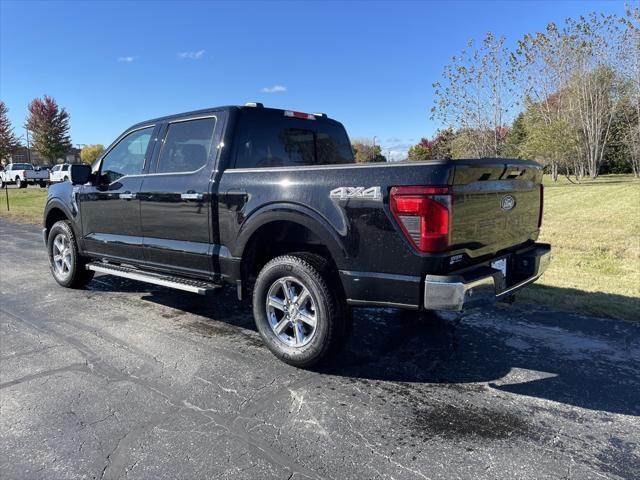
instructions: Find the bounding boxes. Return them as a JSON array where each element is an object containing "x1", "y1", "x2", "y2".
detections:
[
  {"x1": 43, "y1": 199, "x2": 80, "y2": 244},
  {"x1": 235, "y1": 203, "x2": 348, "y2": 289}
]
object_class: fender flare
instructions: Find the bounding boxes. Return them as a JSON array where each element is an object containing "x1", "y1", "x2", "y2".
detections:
[
  {"x1": 43, "y1": 197, "x2": 81, "y2": 243},
  {"x1": 235, "y1": 202, "x2": 348, "y2": 267}
]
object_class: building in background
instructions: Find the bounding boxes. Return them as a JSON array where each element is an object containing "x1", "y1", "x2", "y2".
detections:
[{"x1": 5, "y1": 147, "x2": 81, "y2": 166}]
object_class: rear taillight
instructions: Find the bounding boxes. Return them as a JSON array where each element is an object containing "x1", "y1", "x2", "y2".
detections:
[
  {"x1": 390, "y1": 186, "x2": 452, "y2": 253},
  {"x1": 538, "y1": 184, "x2": 544, "y2": 228}
]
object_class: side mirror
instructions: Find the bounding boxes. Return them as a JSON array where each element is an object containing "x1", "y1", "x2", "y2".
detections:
[{"x1": 70, "y1": 164, "x2": 92, "y2": 185}]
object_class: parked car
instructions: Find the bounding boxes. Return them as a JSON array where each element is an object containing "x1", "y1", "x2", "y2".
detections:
[
  {"x1": 49, "y1": 164, "x2": 71, "y2": 183},
  {"x1": 0, "y1": 162, "x2": 49, "y2": 188},
  {"x1": 43, "y1": 103, "x2": 550, "y2": 367}
]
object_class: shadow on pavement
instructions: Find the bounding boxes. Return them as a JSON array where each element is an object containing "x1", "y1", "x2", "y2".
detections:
[{"x1": 89, "y1": 275, "x2": 640, "y2": 417}]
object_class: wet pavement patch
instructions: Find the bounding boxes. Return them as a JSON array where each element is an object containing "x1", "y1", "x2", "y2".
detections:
[{"x1": 410, "y1": 403, "x2": 538, "y2": 441}]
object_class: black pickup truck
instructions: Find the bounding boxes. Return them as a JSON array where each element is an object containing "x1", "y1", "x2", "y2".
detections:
[{"x1": 43, "y1": 103, "x2": 550, "y2": 367}]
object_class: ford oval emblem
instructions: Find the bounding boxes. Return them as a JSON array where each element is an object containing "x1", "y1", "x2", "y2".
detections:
[{"x1": 501, "y1": 195, "x2": 516, "y2": 211}]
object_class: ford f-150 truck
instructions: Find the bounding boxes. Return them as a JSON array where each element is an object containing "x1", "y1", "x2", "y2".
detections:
[
  {"x1": 43, "y1": 104, "x2": 550, "y2": 367},
  {"x1": 1, "y1": 163, "x2": 49, "y2": 188}
]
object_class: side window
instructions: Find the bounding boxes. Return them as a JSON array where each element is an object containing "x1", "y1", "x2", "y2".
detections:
[
  {"x1": 100, "y1": 126, "x2": 154, "y2": 183},
  {"x1": 234, "y1": 112, "x2": 354, "y2": 168},
  {"x1": 315, "y1": 123, "x2": 354, "y2": 165},
  {"x1": 62, "y1": 165, "x2": 69, "y2": 171},
  {"x1": 156, "y1": 117, "x2": 216, "y2": 174}
]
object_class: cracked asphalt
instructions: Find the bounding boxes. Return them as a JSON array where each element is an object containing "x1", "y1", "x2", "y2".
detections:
[{"x1": 1, "y1": 219, "x2": 639, "y2": 480}]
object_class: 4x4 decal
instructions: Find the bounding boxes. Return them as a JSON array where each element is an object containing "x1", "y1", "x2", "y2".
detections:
[{"x1": 329, "y1": 186, "x2": 381, "y2": 201}]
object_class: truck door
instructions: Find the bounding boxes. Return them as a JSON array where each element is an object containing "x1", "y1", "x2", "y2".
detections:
[
  {"x1": 138, "y1": 113, "x2": 223, "y2": 279},
  {"x1": 78, "y1": 125, "x2": 156, "y2": 261}
]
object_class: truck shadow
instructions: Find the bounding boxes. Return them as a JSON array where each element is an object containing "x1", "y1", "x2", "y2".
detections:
[
  {"x1": 324, "y1": 305, "x2": 640, "y2": 417},
  {"x1": 90, "y1": 276, "x2": 640, "y2": 417}
]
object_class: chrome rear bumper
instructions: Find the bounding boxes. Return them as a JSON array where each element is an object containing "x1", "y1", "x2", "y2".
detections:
[{"x1": 424, "y1": 244, "x2": 551, "y2": 311}]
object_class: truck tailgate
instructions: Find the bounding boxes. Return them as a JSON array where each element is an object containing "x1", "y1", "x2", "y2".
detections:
[{"x1": 450, "y1": 160, "x2": 543, "y2": 258}]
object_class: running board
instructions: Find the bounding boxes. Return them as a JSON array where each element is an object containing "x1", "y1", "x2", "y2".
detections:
[{"x1": 86, "y1": 262, "x2": 221, "y2": 295}]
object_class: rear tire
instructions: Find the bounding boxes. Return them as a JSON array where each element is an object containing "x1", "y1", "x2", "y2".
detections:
[
  {"x1": 47, "y1": 220, "x2": 94, "y2": 288},
  {"x1": 252, "y1": 253, "x2": 349, "y2": 368},
  {"x1": 16, "y1": 177, "x2": 25, "y2": 188},
  {"x1": 39, "y1": 181, "x2": 47, "y2": 188}
]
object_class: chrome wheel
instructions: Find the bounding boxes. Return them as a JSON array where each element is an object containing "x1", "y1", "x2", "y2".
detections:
[
  {"x1": 266, "y1": 276, "x2": 317, "y2": 348},
  {"x1": 52, "y1": 233, "x2": 72, "y2": 278}
]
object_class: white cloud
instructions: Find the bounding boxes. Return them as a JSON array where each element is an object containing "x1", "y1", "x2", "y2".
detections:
[
  {"x1": 261, "y1": 84, "x2": 287, "y2": 93},
  {"x1": 178, "y1": 50, "x2": 205, "y2": 60},
  {"x1": 382, "y1": 142, "x2": 411, "y2": 162},
  {"x1": 118, "y1": 56, "x2": 136, "y2": 63},
  {"x1": 386, "y1": 150, "x2": 409, "y2": 162}
]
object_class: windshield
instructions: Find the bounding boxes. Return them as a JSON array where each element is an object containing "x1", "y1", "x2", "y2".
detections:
[{"x1": 13, "y1": 163, "x2": 33, "y2": 170}]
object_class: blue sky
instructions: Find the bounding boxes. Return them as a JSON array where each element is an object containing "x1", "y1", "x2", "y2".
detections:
[{"x1": 0, "y1": 0, "x2": 627, "y2": 159}]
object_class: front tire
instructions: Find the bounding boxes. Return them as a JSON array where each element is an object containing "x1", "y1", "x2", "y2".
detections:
[
  {"x1": 252, "y1": 253, "x2": 348, "y2": 368},
  {"x1": 47, "y1": 220, "x2": 94, "y2": 288}
]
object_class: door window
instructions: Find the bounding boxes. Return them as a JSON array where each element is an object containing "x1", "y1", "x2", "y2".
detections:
[
  {"x1": 101, "y1": 126, "x2": 154, "y2": 183},
  {"x1": 155, "y1": 117, "x2": 216, "y2": 174}
]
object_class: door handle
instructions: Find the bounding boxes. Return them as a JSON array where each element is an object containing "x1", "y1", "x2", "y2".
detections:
[
  {"x1": 119, "y1": 192, "x2": 137, "y2": 200},
  {"x1": 181, "y1": 192, "x2": 204, "y2": 201}
]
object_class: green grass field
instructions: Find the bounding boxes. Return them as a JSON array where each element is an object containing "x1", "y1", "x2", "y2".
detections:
[
  {"x1": 0, "y1": 187, "x2": 47, "y2": 225},
  {"x1": 519, "y1": 174, "x2": 640, "y2": 321},
  {"x1": 1, "y1": 176, "x2": 639, "y2": 320}
]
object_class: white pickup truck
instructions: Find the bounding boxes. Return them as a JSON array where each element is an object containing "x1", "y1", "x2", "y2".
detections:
[
  {"x1": 0, "y1": 163, "x2": 49, "y2": 188},
  {"x1": 48, "y1": 164, "x2": 71, "y2": 183}
]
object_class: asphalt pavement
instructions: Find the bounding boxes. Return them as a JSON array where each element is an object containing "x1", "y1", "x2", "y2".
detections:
[{"x1": 1, "y1": 219, "x2": 638, "y2": 479}]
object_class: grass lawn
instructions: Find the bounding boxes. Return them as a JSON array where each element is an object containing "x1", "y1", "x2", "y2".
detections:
[
  {"x1": 518, "y1": 174, "x2": 640, "y2": 321},
  {"x1": 0, "y1": 187, "x2": 47, "y2": 225},
  {"x1": 1, "y1": 176, "x2": 639, "y2": 320}
]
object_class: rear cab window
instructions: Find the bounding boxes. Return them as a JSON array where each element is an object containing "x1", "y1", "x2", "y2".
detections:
[
  {"x1": 233, "y1": 109, "x2": 354, "y2": 169},
  {"x1": 13, "y1": 163, "x2": 33, "y2": 170},
  {"x1": 155, "y1": 117, "x2": 216, "y2": 174}
]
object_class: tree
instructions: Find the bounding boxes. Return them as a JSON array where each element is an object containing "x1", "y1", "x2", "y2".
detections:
[
  {"x1": 512, "y1": 22, "x2": 579, "y2": 178},
  {"x1": 432, "y1": 32, "x2": 516, "y2": 158},
  {"x1": 407, "y1": 138, "x2": 433, "y2": 160},
  {"x1": 568, "y1": 63, "x2": 621, "y2": 179},
  {"x1": 617, "y1": 5, "x2": 640, "y2": 176},
  {"x1": 514, "y1": 13, "x2": 625, "y2": 179},
  {"x1": 520, "y1": 103, "x2": 578, "y2": 181},
  {"x1": 504, "y1": 112, "x2": 527, "y2": 158},
  {"x1": 25, "y1": 95, "x2": 72, "y2": 163},
  {"x1": 80, "y1": 144, "x2": 104, "y2": 164},
  {"x1": 611, "y1": 94, "x2": 639, "y2": 175},
  {"x1": 431, "y1": 127, "x2": 455, "y2": 159},
  {"x1": 407, "y1": 128, "x2": 456, "y2": 160},
  {"x1": 352, "y1": 140, "x2": 386, "y2": 163},
  {"x1": 0, "y1": 101, "x2": 21, "y2": 161}
]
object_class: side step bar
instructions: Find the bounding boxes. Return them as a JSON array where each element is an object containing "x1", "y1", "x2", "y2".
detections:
[{"x1": 86, "y1": 262, "x2": 221, "y2": 295}]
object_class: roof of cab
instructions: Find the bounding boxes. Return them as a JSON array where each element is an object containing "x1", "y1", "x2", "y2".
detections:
[{"x1": 127, "y1": 104, "x2": 338, "y2": 130}]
